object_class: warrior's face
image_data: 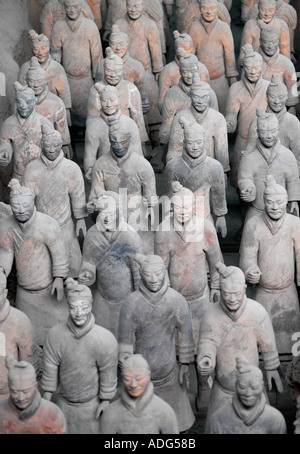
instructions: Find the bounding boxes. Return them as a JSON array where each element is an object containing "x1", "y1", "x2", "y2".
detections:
[
  {"x1": 126, "y1": 0, "x2": 144, "y2": 20},
  {"x1": 100, "y1": 92, "x2": 119, "y2": 115},
  {"x1": 172, "y1": 194, "x2": 194, "y2": 225},
  {"x1": 261, "y1": 36, "x2": 279, "y2": 57},
  {"x1": 236, "y1": 374, "x2": 264, "y2": 408},
  {"x1": 258, "y1": 120, "x2": 279, "y2": 148},
  {"x1": 105, "y1": 62, "x2": 123, "y2": 86},
  {"x1": 267, "y1": 89, "x2": 288, "y2": 113},
  {"x1": 11, "y1": 195, "x2": 35, "y2": 223},
  {"x1": 244, "y1": 59, "x2": 262, "y2": 83},
  {"x1": 122, "y1": 367, "x2": 150, "y2": 398},
  {"x1": 33, "y1": 41, "x2": 49, "y2": 64},
  {"x1": 191, "y1": 90, "x2": 210, "y2": 113},
  {"x1": 97, "y1": 203, "x2": 119, "y2": 231},
  {"x1": 200, "y1": 0, "x2": 218, "y2": 22},
  {"x1": 185, "y1": 136, "x2": 205, "y2": 159},
  {"x1": 180, "y1": 64, "x2": 197, "y2": 86},
  {"x1": 109, "y1": 132, "x2": 131, "y2": 158},
  {"x1": 9, "y1": 375, "x2": 36, "y2": 410},
  {"x1": 264, "y1": 192, "x2": 287, "y2": 220},
  {"x1": 27, "y1": 73, "x2": 47, "y2": 97},
  {"x1": 110, "y1": 37, "x2": 128, "y2": 59},
  {"x1": 221, "y1": 280, "x2": 246, "y2": 312},
  {"x1": 16, "y1": 92, "x2": 36, "y2": 118},
  {"x1": 42, "y1": 135, "x2": 62, "y2": 161},
  {"x1": 64, "y1": 0, "x2": 81, "y2": 21},
  {"x1": 69, "y1": 298, "x2": 92, "y2": 327},
  {"x1": 259, "y1": 1, "x2": 276, "y2": 23},
  {"x1": 141, "y1": 264, "x2": 165, "y2": 293}
]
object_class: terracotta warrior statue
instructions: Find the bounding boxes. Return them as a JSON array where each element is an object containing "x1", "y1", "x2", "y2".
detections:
[
  {"x1": 18, "y1": 30, "x2": 72, "y2": 119},
  {"x1": 207, "y1": 356, "x2": 287, "y2": 434},
  {"x1": 159, "y1": 50, "x2": 218, "y2": 148},
  {"x1": 239, "y1": 0, "x2": 291, "y2": 62},
  {"x1": 258, "y1": 20, "x2": 298, "y2": 114},
  {"x1": 84, "y1": 85, "x2": 143, "y2": 182},
  {"x1": 0, "y1": 179, "x2": 69, "y2": 346},
  {"x1": 40, "y1": 0, "x2": 94, "y2": 39},
  {"x1": 197, "y1": 261, "x2": 282, "y2": 430},
  {"x1": 165, "y1": 117, "x2": 227, "y2": 237},
  {"x1": 88, "y1": 121, "x2": 158, "y2": 254},
  {"x1": 179, "y1": 0, "x2": 232, "y2": 32},
  {"x1": 187, "y1": 0, "x2": 238, "y2": 115},
  {"x1": 246, "y1": 74, "x2": 300, "y2": 175},
  {"x1": 118, "y1": 254, "x2": 195, "y2": 432},
  {"x1": 22, "y1": 124, "x2": 87, "y2": 278},
  {"x1": 0, "y1": 271, "x2": 39, "y2": 402},
  {"x1": 25, "y1": 57, "x2": 71, "y2": 158},
  {"x1": 42, "y1": 278, "x2": 118, "y2": 434},
  {"x1": 241, "y1": 0, "x2": 257, "y2": 22},
  {"x1": 226, "y1": 44, "x2": 269, "y2": 187},
  {"x1": 95, "y1": 24, "x2": 149, "y2": 114},
  {"x1": 158, "y1": 30, "x2": 210, "y2": 113},
  {"x1": 51, "y1": 0, "x2": 102, "y2": 126},
  {"x1": 167, "y1": 73, "x2": 230, "y2": 180},
  {"x1": 88, "y1": 47, "x2": 148, "y2": 152},
  {"x1": 155, "y1": 182, "x2": 224, "y2": 409},
  {"x1": 100, "y1": 354, "x2": 179, "y2": 434},
  {"x1": 248, "y1": 0, "x2": 297, "y2": 61},
  {"x1": 0, "y1": 355, "x2": 67, "y2": 434},
  {"x1": 0, "y1": 82, "x2": 53, "y2": 182},
  {"x1": 79, "y1": 190, "x2": 143, "y2": 338},
  {"x1": 238, "y1": 108, "x2": 300, "y2": 222},
  {"x1": 240, "y1": 176, "x2": 300, "y2": 354},
  {"x1": 116, "y1": 0, "x2": 164, "y2": 152}
]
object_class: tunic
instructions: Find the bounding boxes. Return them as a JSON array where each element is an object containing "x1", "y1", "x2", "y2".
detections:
[
  {"x1": 0, "y1": 392, "x2": 67, "y2": 434},
  {"x1": 18, "y1": 56, "x2": 72, "y2": 110},
  {"x1": 167, "y1": 106, "x2": 230, "y2": 173},
  {"x1": 80, "y1": 218, "x2": 143, "y2": 337},
  {"x1": 22, "y1": 151, "x2": 87, "y2": 278},
  {"x1": 197, "y1": 296, "x2": 280, "y2": 426},
  {"x1": 84, "y1": 109, "x2": 143, "y2": 175},
  {"x1": 246, "y1": 107, "x2": 300, "y2": 175},
  {"x1": 239, "y1": 17, "x2": 291, "y2": 62},
  {"x1": 116, "y1": 14, "x2": 163, "y2": 126},
  {"x1": 0, "y1": 209, "x2": 69, "y2": 345},
  {"x1": 0, "y1": 300, "x2": 39, "y2": 400},
  {"x1": 118, "y1": 279, "x2": 195, "y2": 432},
  {"x1": 226, "y1": 75, "x2": 270, "y2": 187},
  {"x1": 188, "y1": 16, "x2": 238, "y2": 115},
  {"x1": 40, "y1": 0, "x2": 94, "y2": 39},
  {"x1": 100, "y1": 382, "x2": 179, "y2": 434},
  {"x1": 159, "y1": 79, "x2": 219, "y2": 144},
  {"x1": 51, "y1": 14, "x2": 102, "y2": 126},
  {"x1": 259, "y1": 48, "x2": 298, "y2": 107},
  {"x1": 95, "y1": 52, "x2": 148, "y2": 104},
  {"x1": 34, "y1": 87, "x2": 70, "y2": 146},
  {"x1": 0, "y1": 110, "x2": 54, "y2": 181},
  {"x1": 87, "y1": 80, "x2": 148, "y2": 143},
  {"x1": 240, "y1": 211, "x2": 300, "y2": 354},
  {"x1": 164, "y1": 149, "x2": 227, "y2": 220},
  {"x1": 238, "y1": 138, "x2": 300, "y2": 218},
  {"x1": 41, "y1": 313, "x2": 118, "y2": 434},
  {"x1": 158, "y1": 57, "x2": 210, "y2": 112},
  {"x1": 155, "y1": 216, "x2": 223, "y2": 350},
  {"x1": 207, "y1": 392, "x2": 286, "y2": 434}
]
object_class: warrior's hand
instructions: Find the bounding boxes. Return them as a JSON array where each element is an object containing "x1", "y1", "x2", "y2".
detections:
[
  {"x1": 86, "y1": 200, "x2": 96, "y2": 214},
  {"x1": 0, "y1": 150, "x2": 9, "y2": 166},
  {"x1": 210, "y1": 289, "x2": 220, "y2": 303},
  {"x1": 197, "y1": 356, "x2": 214, "y2": 375},
  {"x1": 51, "y1": 277, "x2": 64, "y2": 302},
  {"x1": 85, "y1": 168, "x2": 93, "y2": 183},
  {"x1": 78, "y1": 271, "x2": 93, "y2": 286},
  {"x1": 240, "y1": 187, "x2": 255, "y2": 202},
  {"x1": 142, "y1": 98, "x2": 150, "y2": 114},
  {"x1": 247, "y1": 268, "x2": 262, "y2": 284},
  {"x1": 76, "y1": 218, "x2": 87, "y2": 237},
  {"x1": 179, "y1": 364, "x2": 189, "y2": 386},
  {"x1": 96, "y1": 400, "x2": 110, "y2": 419},
  {"x1": 215, "y1": 216, "x2": 227, "y2": 238},
  {"x1": 43, "y1": 392, "x2": 53, "y2": 401},
  {"x1": 266, "y1": 369, "x2": 283, "y2": 393},
  {"x1": 226, "y1": 120, "x2": 236, "y2": 133},
  {"x1": 289, "y1": 201, "x2": 299, "y2": 217}
]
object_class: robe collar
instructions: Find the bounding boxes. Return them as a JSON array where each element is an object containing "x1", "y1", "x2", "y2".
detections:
[
  {"x1": 242, "y1": 74, "x2": 263, "y2": 97},
  {"x1": 16, "y1": 109, "x2": 36, "y2": 127},
  {"x1": 66, "y1": 312, "x2": 95, "y2": 340},
  {"x1": 109, "y1": 146, "x2": 133, "y2": 167},
  {"x1": 0, "y1": 299, "x2": 11, "y2": 325},
  {"x1": 66, "y1": 13, "x2": 83, "y2": 32},
  {"x1": 122, "y1": 52, "x2": 130, "y2": 64},
  {"x1": 41, "y1": 150, "x2": 64, "y2": 171},
  {"x1": 100, "y1": 108, "x2": 122, "y2": 125},
  {"x1": 35, "y1": 86, "x2": 49, "y2": 106},
  {"x1": 199, "y1": 14, "x2": 218, "y2": 34},
  {"x1": 126, "y1": 14, "x2": 143, "y2": 29},
  {"x1": 138, "y1": 276, "x2": 169, "y2": 305},
  {"x1": 40, "y1": 55, "x2": 51, "y2": 72},
  {"x1": 10, "y1": 390, "x2": 42, "y2": 420},
  {"x1": 191, "y1": 105, "x2": 209, "y2": 122},
  {"x1": 259, "y1": 46, "x2": 280, "y2": 66},
  {"x1": 232, "y1": 390, "x2": 266, "y2": 426},
  {"x1": 121, "y1": 382, "x2": 154, "y2": 418},
  {"x1": 96, "y1": 217, "x2": 126, "y2": 242},
  {"x1": 15, "y1": 207, "x2": 37, "y2": 232},
  {"x1": 220, "y1": 295, "x2": 247, "y2": 322},
  {"x1": 262, "y1": 210, "x2": 286, "y2": 236},
  {"x1": 178, "y1": 77, "x2": 191, "y2": 96},
  {"x1": 256, "y1": 137, "x2": 281, "y2": 165},
  {"x1": 173, "y1": 216, "x2": 204, "y2": 243},
  {"x1": 182, "y1": 147, "x2": 206, "y2": 168},
  {"x1": 267, "y1": 105, "x2": 287, "y2": 121}
]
